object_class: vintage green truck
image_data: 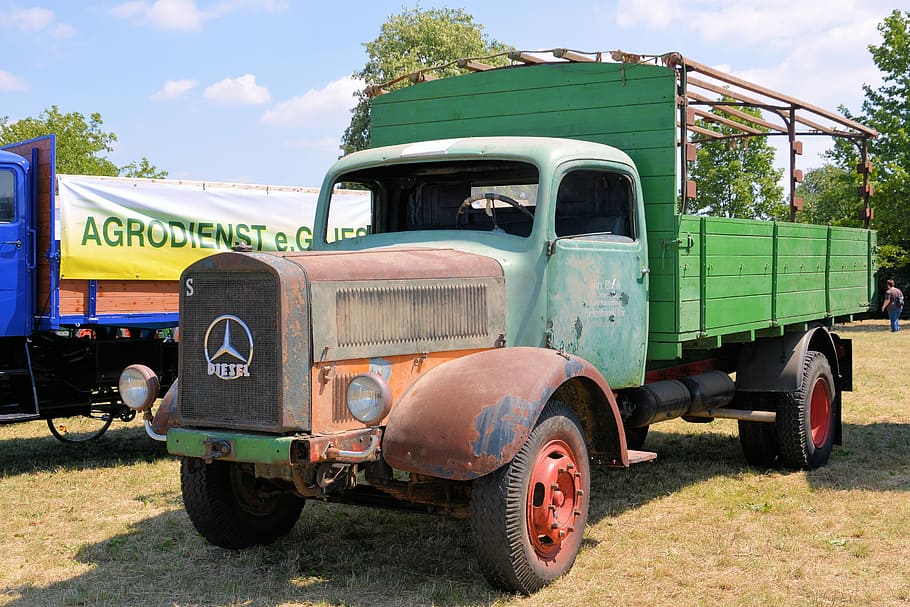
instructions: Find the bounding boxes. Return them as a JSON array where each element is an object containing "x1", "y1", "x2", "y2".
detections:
[{"x1": 121, "y1": 50, "x2": 877, "y2": 593}]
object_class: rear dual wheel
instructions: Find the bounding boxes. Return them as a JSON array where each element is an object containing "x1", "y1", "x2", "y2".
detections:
[
  {"x1": 470, "y1": 401, "x2": 589, "y2": 594},
  {"x1": 777, "y1": 351, "x2": 836, "y2": 469},
  {"x1": 737, "y1": 350, "x2": 836, "y2": 470}
]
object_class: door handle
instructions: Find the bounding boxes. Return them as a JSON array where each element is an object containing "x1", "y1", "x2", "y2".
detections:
[
  {"x1": 641, "y1": 267, "x2": 650, "y2": 275},
  {"x1": 2, "y1": 239, "x2": 22, "y2": 248}
]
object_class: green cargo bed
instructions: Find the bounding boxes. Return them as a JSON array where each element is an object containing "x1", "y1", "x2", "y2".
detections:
[{"x1": 369, "y1": 58, "x2": 877, "y2": 361}]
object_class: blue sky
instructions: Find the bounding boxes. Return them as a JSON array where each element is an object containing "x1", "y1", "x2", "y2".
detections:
[{"x1": 0, "y1": 0, "x2": 899, "y2": 186}]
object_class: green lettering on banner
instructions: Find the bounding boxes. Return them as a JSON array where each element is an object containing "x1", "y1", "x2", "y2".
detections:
[
  {"x1": 236, "y1": 224, "x2": 251, "y2": 246},
  {"x1": 126, "y1": 218, "x2": 145, "y2": 246},
  {"x1": 295, "y1": 226, "x2": 312, "y2": 251},
  {"x1": 187, "y1": 222, "x2": 198, "y2": 248},
  {"x1": 215, "y1": 223, "x2": 234, "y2": 249},
  {"x1": 251, "y1": 225, "x2": 266, "y2": 251},
  {"x1": 148, "y1": 220, "x2": 168, "y2": 248},
  {"x1": 169, "y1": 221, "x2": 188, "y2": 247},
  {"x1": 81, "y1": 217, "x2": 102, "y2": 246},
  {"x1": 198, "y1": 222, "x2": 214, "y2": 249},
  {"x1": 103, "y1": 217, "x2": 123, "y2": 247},
  {"x1": 275, "y1": 231, "x2": 288, "y2": 251}
]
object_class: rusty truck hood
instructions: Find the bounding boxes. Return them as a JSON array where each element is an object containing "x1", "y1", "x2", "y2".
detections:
[{"x1": 277, "y1": 247, "x2": 503, "y2": 282}]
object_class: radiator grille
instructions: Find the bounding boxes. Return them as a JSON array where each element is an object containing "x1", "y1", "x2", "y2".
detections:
[
  {"x1": 332, "y1": 372, "x2": 356, "y2": 424},
  {"x1": 336, "y1": 283, "x2": 489, "y2": 347},
  {"x1": 179, "y1": 273, "x2": 281, "y2": 430}
]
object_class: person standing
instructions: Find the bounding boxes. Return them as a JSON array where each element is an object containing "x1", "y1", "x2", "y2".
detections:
[{"x1": 882, "y1": 279, "x2": 904, "y2": 332}]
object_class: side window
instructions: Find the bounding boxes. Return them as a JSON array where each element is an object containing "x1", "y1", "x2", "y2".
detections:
[
  {"x1": 0, "y1": 170, "x2": 14, "y2": 223},
  {"x1": 554, "y1": 169, "x2": 634, "y2": 241}
]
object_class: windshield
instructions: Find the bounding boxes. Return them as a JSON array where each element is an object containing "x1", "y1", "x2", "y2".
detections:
[{"x1": 325, "y1": 159, "x2": 539, "y2": 243}]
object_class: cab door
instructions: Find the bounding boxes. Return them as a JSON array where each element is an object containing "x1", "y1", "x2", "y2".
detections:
[
  {"x1": 546, "y1": 165, "x2": 648, "y2": 389},
  {"x1": 0, "y1": 164, "x2": 31, "y2": 336}
]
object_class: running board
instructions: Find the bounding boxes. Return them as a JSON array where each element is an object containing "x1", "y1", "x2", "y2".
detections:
[
  {"x1": 0, "y1": 412, "x2": 41, "y2": 424},
  {"x1": 627, "y1": 449, "x2": 657, "y2": 464}
]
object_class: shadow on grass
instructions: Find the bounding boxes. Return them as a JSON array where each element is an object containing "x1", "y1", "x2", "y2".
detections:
[
  {"x1": 2, "y1": 420, "x2": 908, "y2": 606},
  {"x1": 0, "y1": 423, "x2": 168, "y2": 477}
]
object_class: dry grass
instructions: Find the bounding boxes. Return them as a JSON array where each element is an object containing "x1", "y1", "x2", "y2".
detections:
[{"x1": 1, "y1": 318, "x2": 908, "y2": 607}]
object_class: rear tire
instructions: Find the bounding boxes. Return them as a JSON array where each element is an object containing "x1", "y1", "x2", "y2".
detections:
[
  {"x1": 470, "y1": 401, "x2": 590, "y2": 594},
  {"x1": 776, "y1": 351, "x2": 836, "y2": 469},
  {"x1": 181, "y1": 457, "x2": 304, "y2": 548},
  {"x1": 736, "y1": 392, "x2": 779, "y2": 467}
]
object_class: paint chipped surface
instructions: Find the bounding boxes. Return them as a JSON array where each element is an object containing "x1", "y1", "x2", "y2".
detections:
[{"x1": 470, "y1": 395, "x2": 534, "y2": 461}]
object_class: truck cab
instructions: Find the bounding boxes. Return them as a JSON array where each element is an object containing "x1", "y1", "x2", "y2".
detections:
[
  {"x1": 316, "y1": 136, "x2": 649, "y2": 387},
  {"x1": 0, "y1": 148, "x2": 33, "y2": 338}
]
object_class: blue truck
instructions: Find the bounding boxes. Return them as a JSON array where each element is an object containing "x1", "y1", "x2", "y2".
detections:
[{"x1": 1, "y1": 135, "x2": 178, "y2": 440}]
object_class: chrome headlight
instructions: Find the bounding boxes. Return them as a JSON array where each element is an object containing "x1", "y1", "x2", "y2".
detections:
[
  {"x1": 119, "y1": 364, "x2": 160, "y2": 412},
  {"x1": 346, "y1": 373, "x2": 392, "y2": 424}
]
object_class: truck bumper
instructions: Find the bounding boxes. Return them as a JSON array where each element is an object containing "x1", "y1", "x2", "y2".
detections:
[{"x1": 167, "y1": 426, "x2": 383, "y2": 465}]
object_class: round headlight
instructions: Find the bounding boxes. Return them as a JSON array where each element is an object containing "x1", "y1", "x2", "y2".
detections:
[
  {"x1": 119, "y1": 364, "x2": 160, "y2": 412},
  {"x1": 346, "y1": 373, "x2": 392, "y2": 425}
]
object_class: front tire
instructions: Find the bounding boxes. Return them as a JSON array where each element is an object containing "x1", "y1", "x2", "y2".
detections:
[
  {"x1": 776, "y1": 351, "x2": 836, "y2": 469},
  {"x1": 181, "y1": 458, "x2": 304, "y2": 548},
  {"x1": 470, "y1": 401, "x2": 590, "y2": 594}
]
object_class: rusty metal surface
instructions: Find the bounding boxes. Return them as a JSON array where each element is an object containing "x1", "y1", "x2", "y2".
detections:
[
  {"x1": 281, "y1": 248, "x2": 503, "y2": 282},
  {"x1": 382, "y1": 347, "x2": 627, "y2": 481},
  {"x1": 309, "y1": 348, "x2": 490, "y2": 434},
  {"x1": 178, "y1": 252, "x2": 312, "y2": 432},
  {"x1": 310, "y1": 277, "x2": 505, "y2": 362},
  {"x1": 294, "y1": 427, "x2": 383, "y2": 463},
  {"x1": 149, "y1": 378, "x2": 179, "y2": 436}
]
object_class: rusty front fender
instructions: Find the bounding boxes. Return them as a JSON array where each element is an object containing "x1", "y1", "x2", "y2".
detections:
[{"x1": 382, "y1": 347, "x2": 627, "y2": 481}]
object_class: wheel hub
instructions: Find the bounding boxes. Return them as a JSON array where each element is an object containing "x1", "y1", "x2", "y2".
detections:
[
  {"x1": 809, "y1": 377, "x2": 832, "y2": 449},
  {"x1": 527, "y1": 439, "x2": 582, "y2": 559}
]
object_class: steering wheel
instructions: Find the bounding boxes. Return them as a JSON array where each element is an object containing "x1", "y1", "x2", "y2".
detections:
[{"x1": 455, "y1": 193, "x2": 534, "y2": 229}]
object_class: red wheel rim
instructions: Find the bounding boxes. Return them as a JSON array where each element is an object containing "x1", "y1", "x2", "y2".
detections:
[
  {"x1": 809, "y1": 377, "x2": 832, "y2": 449},
  {"x1": 526, "y1": 439, "x2": 583, "y2": 561}
]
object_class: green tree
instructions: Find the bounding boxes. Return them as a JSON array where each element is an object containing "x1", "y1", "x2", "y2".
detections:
[
  {"x1": 859, "y1": 10, "x2": 910, "y2": 278},
  {"x1": 120, "y1": 157, "x2": 168, "y2": 179},
  {"x1": 795, "y1": 164, "x2": 862, "y2": 227},
  {"x1": 341, "y1": 6, "x2": 512, "y2": 155},
  {"x1": 0, "y1": 106, "x2": 166, "y2": 178},
  {"x1": 688, "y1": 102, "x2": 785, "y2": 219}
]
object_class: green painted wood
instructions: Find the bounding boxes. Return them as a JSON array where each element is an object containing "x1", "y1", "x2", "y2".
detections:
[{"x1": 369, "y1": 61, "x2": 875, "y2": 361}]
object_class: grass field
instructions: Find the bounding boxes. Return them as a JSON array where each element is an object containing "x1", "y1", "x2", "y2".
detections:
[{"x1": 1, "y1": 319, "x2": 908, "y2": 607}]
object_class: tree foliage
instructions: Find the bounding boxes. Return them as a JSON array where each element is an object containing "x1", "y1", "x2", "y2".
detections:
[
  {"x1": 860, "y1": 10, "x2": 910, "y2": 275},
  {"x1": 120, "y1": 157, "x2": 168, "y2": 179},
  {"x1": 341, "y1": 7, "x2": 512, "y2": 155},
  {"x1": 0, "y1": 106, "x2": 166, "y2": 178},
  {"x1": 688, "y1": 102, "x2": 785, "y2": 219},
  {"x1": 809, "y1": 11, "x2": 910, "y2": 280},
  {"x1": 795, "y1": 164, "x2": 862, "y2": 227}
]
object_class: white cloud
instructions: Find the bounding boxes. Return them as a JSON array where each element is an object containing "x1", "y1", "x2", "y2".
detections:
[
  {"x1": 0, "y1": 71, "x2": 27, "y2": 92},
  {"x1": 616, "y1": 0, "x2": 684, "y2": 29},
  {"x1": 7, "y1": 7, "x2": 74, "y2": 38},
  {"x1": 261, "y1": 76, "x2": 363, "y2": 127},
  {"x1": 10, "y1": 7, "x2": 54, "y2": 32},
  {"x1": 111, "y1": 0, "x2": 288, "y2": 31},
  {"x1": 151, "y1": 79, "x2": 199, "y2": 101},
  {"x1": 204, "y1": 74, "x2": 270, "y2": 105}
]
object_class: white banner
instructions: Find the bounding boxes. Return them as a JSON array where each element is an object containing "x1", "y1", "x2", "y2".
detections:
[{"x1": 57, "y1": 175, "x2": 370, "y2": 280}]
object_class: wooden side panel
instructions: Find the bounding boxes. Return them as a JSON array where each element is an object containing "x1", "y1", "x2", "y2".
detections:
[{"x1": 57, "y1": 279, "x2": 179, "y2": 316}]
